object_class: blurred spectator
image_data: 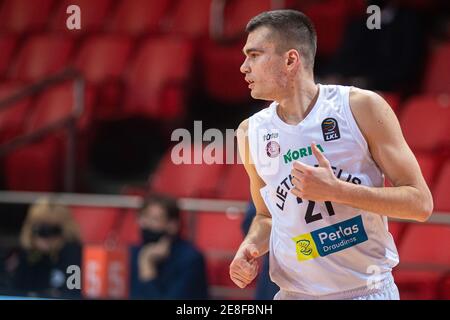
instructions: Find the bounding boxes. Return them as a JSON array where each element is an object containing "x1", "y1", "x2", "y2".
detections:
[
  {"x1": 242, "y1": 202, "x2": 279, "y2": 300},
  {"x1": 6, "y1": 199, "x2": 82, "y2": 298},
  {"x1": 130, "y1": 194, "x2": 208, "y2": 299},
  {"x1": 321, "y1": 0, "x2": 427, "y2": 93}
]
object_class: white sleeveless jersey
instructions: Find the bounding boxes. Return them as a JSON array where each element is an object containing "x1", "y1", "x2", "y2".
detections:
[{"x1": 248, "y1": 84, "x2": 399, "y2": 296}]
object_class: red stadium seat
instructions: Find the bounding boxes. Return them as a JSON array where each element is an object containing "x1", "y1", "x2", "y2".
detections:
[
  {"x1": 222, "y1": 0, "x2": 272, "y2": 40},
  {"x1": 9, "y1": 35, "x2": 74, "y2": 81},
  {"x1": 50, "y1": 0, "x2": 113, "y2": 35},
  {"x1": 400, "y1": 95, "x2": 450, "y2": 151},
  {"x1": 201, "y1": 41, "x2": 250, "y2": 103},
  {"x1": 394, "y1": 224, "x2": 450, "y2": 299},
  {"x1": 0, "y1": 83, "x2": 31, "y2": 143},
  {"x1": 74, "y1": 35, "x2": 133, "y2": 118},
  {"x1": 387, "y1": 221, "x2": 408, "y2": 246},
  {"x1": 422, "y1": 43, "x2": 450, "y2": 94},
  {"x1": 108, "y1": 0, "x2": 172, "y2": 36},
  {"x1": 433, "y1": 160, "x2": 450, "y2": 212},
  {"x1": 3, "y1": 83, "x2": 94, "y2": 191},
  {"x1": 414, "y1": 151, "x2": 441, "y2": 188},
  {"x1": 3, "y1": 136, "x2": 63, "y2": 191},
  {"x1": 26, "y1": 82, "x2": 95, "y2": 133},
  {"x1": 149, "y1": 147, "x2": 225, "y2": 198},
  {"x1": 75, "y1": 35, "x2": 133, "y2": 84},
  {"x1": 71, "y1": 206, "x2": 121, "y2": 244},
  {"x1": 195, "y1": 210, "x2": 246, "y2": 292},
  {"x1": 124, "y1": 37, "x2": 194, "y2": 119},
  {"x1": 194, "y1": 211, "x2": 243, "y2": 252},
  {"x1": 205, "y1": 258, "x2": 235, "y2": 287},
  {"x1": 0, "y1": 35, "x2": 18, "y2": 76},
  {"x1": 218, "y1": 164, "x2": 251, "y2": 200},
  {"x1": 116, "y1": 209, "x2": 141, "y2": 246},
  {"x1": 167, "y1": 0, "x2": 212, "y2": 39},
  {"x1": 0, "y1": 0, "x2": 54, "y2": 33}
]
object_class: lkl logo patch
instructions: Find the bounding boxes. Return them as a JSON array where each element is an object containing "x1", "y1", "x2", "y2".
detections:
[{"x1": 322, "y1": 118, "x2": 340, "y2": 141}]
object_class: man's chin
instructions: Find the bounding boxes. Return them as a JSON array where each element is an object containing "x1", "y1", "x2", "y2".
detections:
[{"x1": 250, "y1": 91, "x2": 272, "y2": 101}]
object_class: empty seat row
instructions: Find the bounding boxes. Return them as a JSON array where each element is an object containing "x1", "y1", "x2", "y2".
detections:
[
  {"x1": 0, "y1": 34, "x2": 194, "y2": 121},
  {"x1": 9, "y1": 35, "x2": 445, "y2": 124},
  {"x1": 2, "y1": 34, "x2": 448, "y2": 116},
  {"x1": 0, "y1": 82, "x2": 94, "y2": 191},
  {"x1": 0, "y1": 0, "x2": 199, "y2": 37},
  {"x1": 394, "y1": 223, "x2": 450, "y2": 299},
  {"x1": 0, "y1": 0, "x2": 386, "y2": 62}
]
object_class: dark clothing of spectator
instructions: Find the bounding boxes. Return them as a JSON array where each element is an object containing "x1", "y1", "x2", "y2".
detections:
[
  {"x1": 9, "y1": 242, "x2": 82, "y2": 299},
  {"x1": 130, "y1": 237, "x2": 209, "y2": 299},
  {"x1": 323, "y1": 5, "x2": 426, "y2": 93}
]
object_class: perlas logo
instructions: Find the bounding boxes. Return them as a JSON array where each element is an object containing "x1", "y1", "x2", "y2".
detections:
[
  {"x1": 292, "y1": 215, "x2": 368, "y2": 262},
  {"x1": 296, "y1": 239, "x2": 313, "y2": 256},
  {"x1": 283, "y1": 144, "x2": 324, "y2": 164}
]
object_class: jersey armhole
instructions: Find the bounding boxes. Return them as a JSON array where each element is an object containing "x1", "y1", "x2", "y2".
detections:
[
  {"x1": 342, "y1": 87, "x2": 370, "y2": 154},
  {"x1": 343, "y1": 87, "x2": 385, "y2": 182},
  {"x1": 247, "y1": 117, "x2": 259, "y2": 172}
]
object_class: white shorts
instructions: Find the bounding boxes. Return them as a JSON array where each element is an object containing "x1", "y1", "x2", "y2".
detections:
[{"x1": 274, "y1": 273, "x2": 400, "y2": 300}]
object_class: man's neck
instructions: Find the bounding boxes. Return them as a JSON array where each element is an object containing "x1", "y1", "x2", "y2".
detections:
[{"x1": 276, "y1": 79, "x2": 319, "y2": 126}]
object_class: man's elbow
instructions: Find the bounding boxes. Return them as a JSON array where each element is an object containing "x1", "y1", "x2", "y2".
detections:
[{"x1": 415, "y1": 191, "x2": 434, "y2": 222}]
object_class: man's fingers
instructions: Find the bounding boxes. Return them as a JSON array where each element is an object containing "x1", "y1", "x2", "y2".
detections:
[
  {"x1": 230, "y1": 244, "x2": 260, "y2": 288},
  {"x1": 311, "y1": 142, "x2": 330, "y2": 167},
  {"x1": 229, "y1": 265, "x2": 256, "y2": 288},
  {"x1": 291, "y1": 170, "x2": 305, "y2": 184},
  {"x1": 230, "y1": 270, "x2": 255, "y2": 284},
  {"x1": 239, "y1": 259, "x2": 257, "y2": 274},
  {"x1": 291, "y1": 187, "x2": 303, "y2": 198},
  {"x1": 230, "y1": 276, "x2": 247, "y2": 288},
  {"x1": 293, "y1": 160, "x2": 312, "y2": 173}
]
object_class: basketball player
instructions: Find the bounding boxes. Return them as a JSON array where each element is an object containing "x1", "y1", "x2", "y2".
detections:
[{"x1": 229, "y1": 10, "x2": 433, "y2": 300}]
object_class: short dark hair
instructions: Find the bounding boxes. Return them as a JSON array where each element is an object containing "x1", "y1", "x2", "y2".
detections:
[
  {"x1": 246, "y1": 10, "x2": 317, "y2": 70},
  {"x1": 139, "y1": 194, "x2": 180, "y2": 221}
]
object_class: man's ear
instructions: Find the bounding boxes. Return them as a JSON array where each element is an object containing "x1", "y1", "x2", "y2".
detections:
[{"x1": 286, "y1": 49, "x2": 301, "y2": 70}]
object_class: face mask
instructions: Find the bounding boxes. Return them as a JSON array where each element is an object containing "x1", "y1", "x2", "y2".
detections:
[
  {"x1": 32, "y1": 224, "x2": 63, "y2": 238},
  {"x1": 141, "y1": 228, "x2": 167, "y2": 244}
]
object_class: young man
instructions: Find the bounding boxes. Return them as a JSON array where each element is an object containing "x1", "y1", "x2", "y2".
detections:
[
  {"x1": 130, "y1": 194, "x2": 208, "y2": 299},
  {"x1": 229, "y1": 10, "x2": 433, "y2": 300}
]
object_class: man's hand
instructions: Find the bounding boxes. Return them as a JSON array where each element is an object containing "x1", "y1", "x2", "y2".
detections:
[
  {"x1": 290, "y1": 143, "x2": 340, "y2": 202},
  {"x1": 139, "y1": 237, "x2": 171, "y2": 263},
  {"x1": 229, "y1": 243, "x2": 260, "y2": 289},
  {"x1": 138, "y1": 237, "x2": 171, "y2": 281}
]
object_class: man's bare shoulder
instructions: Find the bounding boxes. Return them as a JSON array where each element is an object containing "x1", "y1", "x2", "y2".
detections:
[
  {"x1": 349, "y1": 87, "x2": 392, "y2": 117},
  {"x1": 348, "y1": 87, "x2": 401, "y2": 145},
  {"x1": 237, "y1": 118, "x2": 249, "y2": 134}
]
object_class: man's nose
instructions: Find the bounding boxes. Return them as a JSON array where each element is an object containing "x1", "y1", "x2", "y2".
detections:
[{"x1": 240, "y1": 58, "x2": 250, "y2": 74}]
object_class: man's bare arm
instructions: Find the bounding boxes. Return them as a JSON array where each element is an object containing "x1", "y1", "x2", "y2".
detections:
[
  {"x1": 292, "y1": 89, "x2": 433, "y2": 222},
  {"x1": 236, "y1": 118, "x2": 272, "y2": 256},
  {"x1": 336, "y1": 89, "x2": 433, "y2": 221},
  {"x1": 229, "y1": 118, "x2": 272, "y2": 289}
]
